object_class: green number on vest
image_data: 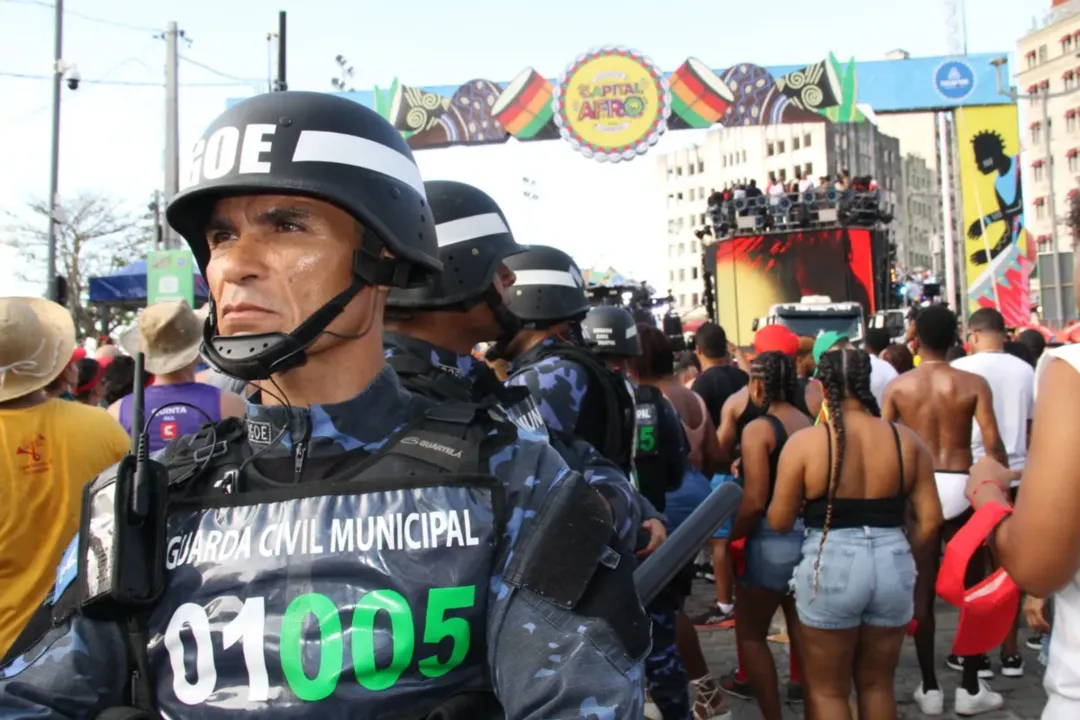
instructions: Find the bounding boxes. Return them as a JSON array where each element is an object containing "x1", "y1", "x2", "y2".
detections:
[
  {"x1": 352, "y1": 590, "x2": 415, "y2": 691},
  {"x1": 638, "y1": 425, "x2": 657, "y2": 452},
  {"x1": 419, "y1": 585, "x2": 476, "y2": 678},
  {"x1": 281, "y1": 593, "x2": 344, "y2": 701}
]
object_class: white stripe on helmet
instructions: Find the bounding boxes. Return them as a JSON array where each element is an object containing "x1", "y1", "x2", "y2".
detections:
[
  {"x1": 291, "y1": 130, "x2": 426, "y2": 197},
  {"x1": 435, "y1": 213, "x2": 510, "y2": 247},
  {"x1": 513, "y1": 269, "x2": 580, "y2": 288}
]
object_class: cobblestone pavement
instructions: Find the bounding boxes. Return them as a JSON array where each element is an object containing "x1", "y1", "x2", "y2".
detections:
[{"x1": 684, "y1": 580, "x2": 1049, "y2": 719}]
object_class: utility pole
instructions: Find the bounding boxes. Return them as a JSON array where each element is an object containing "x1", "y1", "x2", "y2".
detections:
[
  {"x1": 45, "y1": 0, "x2": 64, "y2": 302},
  {"x1": 990, "y1": 56, "x2": 1080, "y2": 325},
  {"x1": 163, "y1": 21, "x2": 180, "y2": 250},
  {"x1": 274, "y1": 12, "x2": 287, "y2": 91},
  {"x1": 938, "y1": 112, "x2": 959, "y2": 314}
]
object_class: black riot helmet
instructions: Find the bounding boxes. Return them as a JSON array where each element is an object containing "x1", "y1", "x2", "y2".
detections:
[
  {"x1": 501, "y1": 245, "x2": 589, "y2": 328},
  {"x1": 581, "y1": 305, "x2": 642, "y2": 357},
  {"x1": 165, "y1": 91, "x2": 441, "y2": 381},
  {"x1": 386, "y1": 180, "x2": 525, "y2": 341}
]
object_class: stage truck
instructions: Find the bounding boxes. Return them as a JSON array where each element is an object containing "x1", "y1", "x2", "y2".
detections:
[
  {"x1": 751, "y1": 296, "x2": 866, "y2": 344},
  {"x1": 701, "y1": 226, "x2": 890, "y2": 346}
]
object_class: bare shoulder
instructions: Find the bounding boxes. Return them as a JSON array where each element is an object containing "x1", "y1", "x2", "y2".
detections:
[{"x1": 722, "y1": 386, "x2": 749, "y2": 414}]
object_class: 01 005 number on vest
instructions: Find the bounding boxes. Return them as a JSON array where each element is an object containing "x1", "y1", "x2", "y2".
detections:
[{"x1": 162, "y1": 585, "x2": 477, "y2": 705}]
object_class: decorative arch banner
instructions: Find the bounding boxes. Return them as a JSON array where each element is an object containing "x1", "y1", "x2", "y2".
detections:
[
  {"x1": 955, "y1": 104, "x2": 1032, "y2": 326},
  {"x1": 228, "y1": 52, "x2": 1011, "y2": 164}
]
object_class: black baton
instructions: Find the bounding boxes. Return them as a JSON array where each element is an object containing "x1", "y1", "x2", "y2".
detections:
[{"x1": 634, "y1": 482, "x2": 743, "y2": 606}]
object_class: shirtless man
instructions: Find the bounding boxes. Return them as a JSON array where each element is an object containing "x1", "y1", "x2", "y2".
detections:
[{"x1": 881, "y1": 304, "x2": 1008, "y2": 716}]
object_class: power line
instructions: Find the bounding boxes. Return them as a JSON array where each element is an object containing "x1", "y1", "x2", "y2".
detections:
[
  {"x1": 178, "y1": 54, "x2": 258, "y2": 83},
  {"x1": 0, "y1": 0, "x2": 159, "y2": 32},
  {"x1": 0, "y1": 71, "x2": 255, "y2": 87}
]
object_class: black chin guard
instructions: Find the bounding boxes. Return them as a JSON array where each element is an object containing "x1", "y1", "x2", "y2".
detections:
[{"x1": 201, "y1": 234, "x2": 412, "y2": 382}]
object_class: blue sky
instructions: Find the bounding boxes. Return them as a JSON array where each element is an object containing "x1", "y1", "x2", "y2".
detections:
[{"x1": 0, "y1": 0, "x2": 1049, "y2": 298}]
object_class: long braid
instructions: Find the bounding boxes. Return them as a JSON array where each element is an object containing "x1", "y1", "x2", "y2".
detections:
[
  {"x1": 750, "y1": 351, "x2": 796, "y2": 414},
  {"x1": 850, "y1": 350, "x2": 881, "y2": 417},
  {"x1": 812, "y1": 349, "x2": 848, "y2": 597}
]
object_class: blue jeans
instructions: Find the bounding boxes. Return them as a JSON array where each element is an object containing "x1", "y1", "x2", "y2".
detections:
[
  {"x1": 740, "y1": 517, "x2": 803, "y2": 592},
  {"x1": 708, "y1": 474, "x2": 737, "y2": 539},
  {"x1": 793, "y1": 526, "x2": 915, "y2": 629}
]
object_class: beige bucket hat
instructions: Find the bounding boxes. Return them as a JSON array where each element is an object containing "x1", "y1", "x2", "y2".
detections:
[
  {"x1": 120, "y1": 300, "x2": 203, "y2": 375},
  {"x1": 0, "y1": 297, "x2": 76, "y2": 402}
]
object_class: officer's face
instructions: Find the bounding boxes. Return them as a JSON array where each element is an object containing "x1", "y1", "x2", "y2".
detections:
[{"x1": 204, "y1": 195, "x2": 371, "y2": 341}]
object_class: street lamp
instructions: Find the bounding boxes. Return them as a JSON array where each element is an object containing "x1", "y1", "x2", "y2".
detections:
[{"x1": 989, "y1": 54, "x2": 1080, "y2": 324}]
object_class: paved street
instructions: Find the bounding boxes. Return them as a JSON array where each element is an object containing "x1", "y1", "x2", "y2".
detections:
[{"x1": 684, "y1": 580, "x2": 1049, "y2": 719}]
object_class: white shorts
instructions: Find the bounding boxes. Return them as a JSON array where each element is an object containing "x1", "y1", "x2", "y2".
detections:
[{"x1": 935, "y1": 471, "x2": 970, "y2": 521}]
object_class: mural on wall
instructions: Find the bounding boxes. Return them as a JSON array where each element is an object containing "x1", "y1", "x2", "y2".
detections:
[
  {"x1": 367, "y1": 50, "x2": 868, "y2": 161},
  {"x1": 955, "y1": 104, "x2": 1032, "y2": 326}
]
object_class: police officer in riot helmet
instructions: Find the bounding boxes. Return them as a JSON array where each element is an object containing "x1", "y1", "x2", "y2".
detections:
[
  {"x1": 0, "y1": 93, "x2": 649, "y2": 719},
  {"x1": 581, "y1": 305, "x2": 696, "y2": 720},
  {"x1": 497, "y1": 246, "x2": 639, "y2": 481},
  {"x1": 384, "y1": 182, "x2": 641, "y2": 547}
]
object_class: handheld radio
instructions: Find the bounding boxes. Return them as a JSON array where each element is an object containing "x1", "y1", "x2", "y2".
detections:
[{"x1": 78, "y1": 351, "x2": 168, "y2": 620}]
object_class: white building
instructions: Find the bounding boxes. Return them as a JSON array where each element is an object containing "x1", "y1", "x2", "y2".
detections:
[
  {"x1": 659, "y1": 122, "x2": 903, "y2": 318},
  {"x1": 1016, "y1": 0, "x2": 1080, "y2": 321},
  {"x1": 901, "y1": 153, "x2": 938, "y2": 271}
]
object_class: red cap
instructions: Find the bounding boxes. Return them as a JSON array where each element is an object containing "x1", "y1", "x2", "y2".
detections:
[
  {"x1": 70, "y1": 347, "x2": 87, "y2": 364},
  {"x1": 936, "y1": 502, "x2": 1021, "y2": 656},
  {"x1": 754, "y1": 325, "x2": 799, "y2": 357}
]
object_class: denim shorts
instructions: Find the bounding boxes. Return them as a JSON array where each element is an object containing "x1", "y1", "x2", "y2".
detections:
[
  {"x1": 792, "y1": 526, "x2": 915, "y2": 630},
  {"x1": 708, "y1": 474, "x2": 738, "y2": 539},
  {"x1": 739, "y1": 517, "x2": 803, "y2": 592}
]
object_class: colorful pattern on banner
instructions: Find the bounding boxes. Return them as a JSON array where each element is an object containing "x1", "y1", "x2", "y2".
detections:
[
  {"x1": 712, "y1": 229, "x2": 876, "y2": 345},
  {"x1": 228, "y1": 52, "x2": 1010, "y2": 162},
  {"x1": 955, "y1": 104, "x2": 1032, "y2": 326}
]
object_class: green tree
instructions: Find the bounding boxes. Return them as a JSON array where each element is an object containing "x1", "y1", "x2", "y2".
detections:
[{"x1": 3, "y1": 193, "x2": 155, "y2": 340}]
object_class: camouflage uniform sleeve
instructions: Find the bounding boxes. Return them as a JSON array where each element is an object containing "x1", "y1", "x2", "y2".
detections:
[
  {"x1": 0, "y1": 539, "x2": 131, "y2": 716},
  {"x1": 548, "y1": 431, "x2": 639, "y2": 548},
  {"x1": 487, "y1": 436, "x2": 646, "y2": 719},
  {"x1": 506, "y1": 357, "x2": 587, "y2": 435}
]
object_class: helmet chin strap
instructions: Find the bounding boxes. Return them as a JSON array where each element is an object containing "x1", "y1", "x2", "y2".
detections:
[{"x1": 201, "y1": 240, "x2": 408, "y2": 382}]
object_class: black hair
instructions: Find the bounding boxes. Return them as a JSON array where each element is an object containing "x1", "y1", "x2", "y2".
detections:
[
  {"x1": 750, "y1": 351, "x2": 796, "y2": 414},
  {"x1": 863, "y1": 328, "x2": 891, "y2": 356},
  {"x1": 881, "y1": 343, "x2": 914, "y2": 374},
  {"x1": 72, "y1": 358, "x2": 101, "y2": 402},
  {"x1": 695, "y1": 322, "x2": 729, "y2": 360},
  {"x1": 810, "y1": 347, "x2": 879, "y2": 595},
  {"x1": 674, "y1": 350, "x2": 700, "y2": 373},
  {"x1": 945, "y1": 344, "x2": 968, "y2": 362},
  {"x1": 101, "y1": 356, "x2": 150, "y2": 407},
  {"x1": 968, "y1": 307, "x2": 1006, "y2": 333},
  {"x1": 630, "y1": 323, "x2": 675, "y2": 379},
  {"x1": 915, "y1": 304, "x2": 959, "y2": 353},
  {"x1": 1016, "y1": 329, "x2": 1047, "y2": 364},
  {"x1": 1004, "y1": 341, "x2": 1036, "y2": 367}
]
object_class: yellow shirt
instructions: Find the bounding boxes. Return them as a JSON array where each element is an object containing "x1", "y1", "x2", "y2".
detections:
[{"x1": 0, "y1": 399, "x2": 129, "y2": 654}]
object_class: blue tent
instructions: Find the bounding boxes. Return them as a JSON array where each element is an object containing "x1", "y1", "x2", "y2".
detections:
[{"x1": 88, "y1": 259, "x2": 209, "y2": 305}]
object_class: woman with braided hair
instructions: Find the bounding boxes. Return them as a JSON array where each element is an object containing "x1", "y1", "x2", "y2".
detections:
[
  {"x1": 728, "y1": 350, "x2": 811, "y2": 720},
  {"x1": 767, "y1": 348, "x2": 942, "y2": 719}
]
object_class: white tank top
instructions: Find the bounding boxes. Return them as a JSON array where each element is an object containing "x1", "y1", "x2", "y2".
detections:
[{"x1": 1037, "y1": 345, "x2": 1080, "y2": 719}]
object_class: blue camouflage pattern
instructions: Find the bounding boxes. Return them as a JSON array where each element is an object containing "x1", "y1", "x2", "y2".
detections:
[
  {"x1": 506, "y1": 337, "x2": 638, "y2": 543},
  {"x1": 0, "y1": 365, "x2": 645, "y2": 719},
  {"x1": 386, "y1": 333, "x2": 640, "y2": 548},
  {"x1": 645, "y1": 594, "x2": 691, "y2": 720}
]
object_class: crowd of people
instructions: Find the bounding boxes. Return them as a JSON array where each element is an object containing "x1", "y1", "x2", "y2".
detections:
[{"x1": 0, "y1": 87, "x2": 1079, "y2": 720}]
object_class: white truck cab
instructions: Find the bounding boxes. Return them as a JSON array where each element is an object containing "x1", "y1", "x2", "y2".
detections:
[{"x1": 751, "y1": 295, "x2": 866, "y2": 343}]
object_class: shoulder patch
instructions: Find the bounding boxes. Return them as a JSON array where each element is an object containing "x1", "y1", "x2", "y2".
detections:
[{"x1": 54, "y1": 533, "x2": 79, "y2": 604}]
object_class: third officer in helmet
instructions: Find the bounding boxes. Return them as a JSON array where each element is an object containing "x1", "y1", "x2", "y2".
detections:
[
  {"x1": 496, "y1": 247, "x2": 639, "y2": 488},
  {"x1": 0, "y1": 93, "x2": 647, "y2": 719}
]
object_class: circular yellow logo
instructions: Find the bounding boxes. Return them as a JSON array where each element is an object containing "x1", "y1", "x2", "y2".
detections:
[{"x1": 554, "y1": 47, "x2": 670, "y2": 163}]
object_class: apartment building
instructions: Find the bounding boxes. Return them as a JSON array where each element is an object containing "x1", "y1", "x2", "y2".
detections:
[
  {"x1": 658, "y1": 122, "x2": 903, "y2": 317},
  {"x1": 1017, "y1": 0, "x2": 1080, "y2": 320}
]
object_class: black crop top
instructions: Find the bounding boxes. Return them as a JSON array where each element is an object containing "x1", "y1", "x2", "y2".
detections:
[{"x1": 803, "y1": 421, "x2": 907, "y2": 529}]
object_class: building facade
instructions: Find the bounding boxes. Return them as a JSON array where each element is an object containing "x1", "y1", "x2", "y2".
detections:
[
  {"x1": 658, "y1": 122, "x2": 904, "y2": 318},
  {"x1": 1017, "y1": 0, "x2": 1080, "y2": 320}
]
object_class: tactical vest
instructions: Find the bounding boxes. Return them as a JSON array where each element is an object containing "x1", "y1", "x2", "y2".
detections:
[
  {"x1": 68, "y1": 403, "x2": 519, "y2": 720},
  {"x1": 531, "y1": 344, "x2": 637, "y2": 475},
  {"x1": 632, "y1": 384, "x2": 674, "y2": 513},
  {"x1": 386, "y1": 354, "x2": 546, "y2": 438}
]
